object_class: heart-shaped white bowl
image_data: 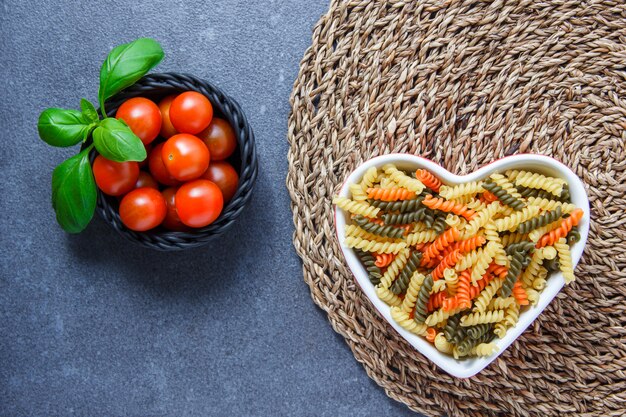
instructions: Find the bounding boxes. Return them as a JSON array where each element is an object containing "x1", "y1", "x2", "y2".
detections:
[{"x1": 334, "y1": 154, "x2": 589, "y2": 378}]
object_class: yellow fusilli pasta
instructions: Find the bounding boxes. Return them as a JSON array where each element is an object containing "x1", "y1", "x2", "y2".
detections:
[
  {"x1": 383, "y1": 164, "x2": 425, "y2": 193},
  {"x1": 344, "y1": 236, "x2": 407, "y2": 254},
  {"x1": 333, "y1": 196, "x2": 381, "y2": 218}
]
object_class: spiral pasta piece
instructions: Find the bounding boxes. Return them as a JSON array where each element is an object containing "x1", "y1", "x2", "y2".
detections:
[
  {"x1": 422, "y1": 227, "x2": 460, "y2": 264},
  {"x1": 481, "y1": 190, "x2": 498, "y2": 203},
  {"x1": 383, "y1": 164, "x2": 425, "y2": 193},
  {"x1": 390, "y1": 307, "x2": 428, "y2": 335},
  {"x1": 510, "y1": 170, "x2": 565, "y2": 196},
  {"x1": 444, "y1": 214, "x2": 463, "y2": 229},
  {"x1": 517, "y1": 206, "x2": 562, "y2": 234},
  {"x1": 482, "y1": 181, "x2": 526, "y2": 211},
  {"x1": 462, "y1": 201, "x2": 501, "y2": 238},
  {"x1": 443, "y1": 313, "x2": 465, "y2": 343},
  {"x1": 378, "y1": 248, "x2": 410, "y2": 289},
  {"x1": 400, "y1": 271, "x2": 426, "y2": 313},
  {"x1": 532, "y1": 266, "x2": 549, "y2": 290},
  {"x1": 512, "y1": 281, "x2": 529, "y2": 306},
  {"x1": 529, "y1": 220, "x2": 561, "y2": 242},
  {"x1": 487, "y1": 296, "x2": 516, "y2": 311},
  {"x1": 431, "y1": 215, "x2": 448, "y2": 234},
  {"x1": 520, "y1": 248, "x2": 549, "y2": 289},
  {"x1": 354, "y1": 249, "x2": 382, "y2": 285},
  {"x1": 422, "y1": 195, "x2": 476, "y2": 220},
  {"x1": 367, "y1": 187, "x2": 416, "y2": 202},
  {"x1": 353, "y1": 215, "x2": 405, "y2": 238},
  {"x1": 451, "y1": 269, "x2": 472, "y2": 309},
  {"x1": 443, "y1": 268, "x2": 459, "y2": 294},
  {"x1": 465, "y1": 323, "x2": 492, "y2": 340},
  {"x1": 333, "y1": 196, "x2": 381, "y2": 218},
  {"x1": 472, "y1": 278, "x2": 504, "y2": 313},
  {"x1": 494, "y1": 206, "x2": 540, "y2": 232},
  {"x1": 383, "y1": 209, "x2": 430, "y2": 225},
  {"x1": 460, "y1": 310, "x2": 505, "y2": 327},
  {"x1": 431, "y1": 250, "x2": 461, "y2": 281},
  {"x1": 425, "y1": 306, "x2": 463, "y2": 327},
  {"x1": 526, "y1": 197, "x2": 576, "y2": 214},
  {"x1": 378, "y1": 177, "x2": 396, "y2": 189},
  {"x1": 426, "y1": 291, "x2": 448, "y2": 312},
  {"x1": 368, "y1": 197, "x2": 423, "y2": 213},
  {"x1": 536, "y1": 208, "x2": 584, "y2": 248},
  {"x1": 466, "y1": 198, "x2": 487, "y2": 211},
  {"x1": 500, "y1": 232, "x2": 530, "y2": 247},
  {"x1": 453, "y1": 331, "x2": 495, "y2": 358},
  {"x1": 470, "y1": 241, "x2": 499, "y2": 283},
  {"x1": 344, "y1": 236, "x2": 407, "y2": 254},
  {"x1": 470, "y1": 342, "x2": 498, "y2": 357},
  {"x1": 494, "y1": 302, "x2": 520, "y2": 338},
  {"x1": 345, "y1": 225, "x2": 396, "y2": 242},
  {"x1": 555, "y1": 237, "x2": 575, "y2": 284},
  {"x1": 431, "y1": 279, "x2": 447, "y2": 293},
  {"x1": 566, "y1": 226, "x2": 581, "y2": 245},
  {"x1": 526, "y1": 288, "x2": 540, "y2": 305},
  {"x1": 348, "y1": 184, "x2": 367, "y2": 202},
  {"x1": 413, "y1": 274, "x2": 434, "y2": 323},
  {"x1": 490, "y1": 173, "x2": 523, "y2": 197},
  {"x1": 434, "y1": 332, "x2": 454, "y2": 354},
  {"x1": 439, "y1": 181, "x2": 484, "y2": 200},
  {"x1": 376, "y1": 286, "x2": 403, "y2": 307},
  {"x1": 406, "y1": 230, "x2": 438, "y2": 246},
  {"x1": 499, "y1": 248, "x2": 529, "y2": 298},
  {"x1": 374, "y1": 253, "x2": 395, "y2": 268},
  {"x1": 414, "y1": 169, "x2": 442, "y2": 192},
  {"x1": 360, "y1": 166, "x2": 378, "y2": 191},
  {"x1": 391, "y1": 251, "x2": 423, "y2": 294}
]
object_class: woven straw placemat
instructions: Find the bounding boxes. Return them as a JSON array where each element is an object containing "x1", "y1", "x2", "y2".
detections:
[{"x1": 287, "y1": 0, "x2": 626, "y2": 415}]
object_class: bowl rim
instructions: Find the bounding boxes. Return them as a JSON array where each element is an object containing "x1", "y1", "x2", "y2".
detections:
[
  {"x1": 333, "y1": 153, "x2": 590, "y2": 378},
  {"x1": 85, "y1": 72, "x2": 258, "y2": 251}
]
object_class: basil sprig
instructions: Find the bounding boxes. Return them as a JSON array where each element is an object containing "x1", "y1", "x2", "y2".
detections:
[{"x1": 37, "y1": 38, "x2": 164, "y2": 233}]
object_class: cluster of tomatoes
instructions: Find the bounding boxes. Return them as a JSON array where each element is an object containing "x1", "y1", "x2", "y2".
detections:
[{"x1": 92, "y1": 91, "x2": 239, "y2": 232}]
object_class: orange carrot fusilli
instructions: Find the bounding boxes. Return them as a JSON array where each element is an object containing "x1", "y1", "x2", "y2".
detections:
[
  {"x1": 422, "y1": 195, "x2": 477, "y2": 220},
  {"x1": 415, "y1": 169, "x2": 442, "y2": 192}
]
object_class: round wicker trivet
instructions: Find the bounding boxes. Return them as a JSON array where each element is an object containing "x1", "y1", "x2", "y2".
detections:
[{"x1": 287, "y1": 1, "x2": 626, "y2": 416}]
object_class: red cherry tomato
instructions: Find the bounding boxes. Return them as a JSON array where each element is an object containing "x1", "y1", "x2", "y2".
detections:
[
  {"x1": 198, "y1": 118, "x2": 236, "y2": 161},
  {"x1": 148, "y1": 143, "x2": 180, "y2": 186},
  {"x1": 119, "y1": 187, "x2": 167, "y2": 231},
  {"x1": 175, "y1": 180, "x2": 223, "y2": 228},
  {"x1": 201, "y1": 161, "x2": 239, "y2": 202},
  {"x1": 161, "y1": 187, "x2": 189, "y2": 231},
  {"x1": 169, "y1": 91, "x2": 213, "y2": 134},
  {"x1": 161, "y1": 134, "x2": 210, "y2": 181},
  {"x1": 92, "y1": 155, "x2": 139, "y2": 196},
  {"x1": 135, "y1": 171, "x2": 159, "y2": 190},
  {"x1": 138, "y1": 143, "x2": 152, "y2": 168},
  {"x1": 158, "y1": 95, "x2": 178, "y2": 139},
  {"x1": 115, "y1": 97, "x2": 162, "y2": 145}
]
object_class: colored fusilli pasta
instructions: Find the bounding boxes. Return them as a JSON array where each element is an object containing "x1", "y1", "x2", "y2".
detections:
[{"x1": 335, "y1": 163, "x2": 584, "y2": 358}]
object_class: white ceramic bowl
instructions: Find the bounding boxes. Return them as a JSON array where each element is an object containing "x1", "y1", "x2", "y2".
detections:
[{"x1": 334, "y1": 154, "x2": 589, "y2": 378}]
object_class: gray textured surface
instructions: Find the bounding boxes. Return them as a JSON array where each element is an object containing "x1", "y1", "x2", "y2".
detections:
[{"x1": 0, "y1": 1, "x2": 420, "y2": 416}]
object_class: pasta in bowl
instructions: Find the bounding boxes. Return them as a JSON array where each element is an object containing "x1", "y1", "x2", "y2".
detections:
[{"x1": 333, "y1": 154, "x2": 589, "y2": 378}]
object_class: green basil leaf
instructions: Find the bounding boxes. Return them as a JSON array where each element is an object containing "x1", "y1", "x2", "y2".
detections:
[
  {"x1": 98, "y1": 38, "x2": 164, "y2": 112},
  {"x1": 38, "y1": 108, "x2": 91, "y2": 147},
  {"x1": 92, "y1": 118, "x2": 146, "y2": 162},
  {"x1": 80, "y1": 98, "x2": 99, "y2": 123},
  {"x1": 51, "y1": 148, "x2": 97, "y2": 233}
]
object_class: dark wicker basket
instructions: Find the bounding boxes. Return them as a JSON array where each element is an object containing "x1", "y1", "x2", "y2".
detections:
[{"x1": 86, "y1": 73, "x2": 257, "y2": 251}]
